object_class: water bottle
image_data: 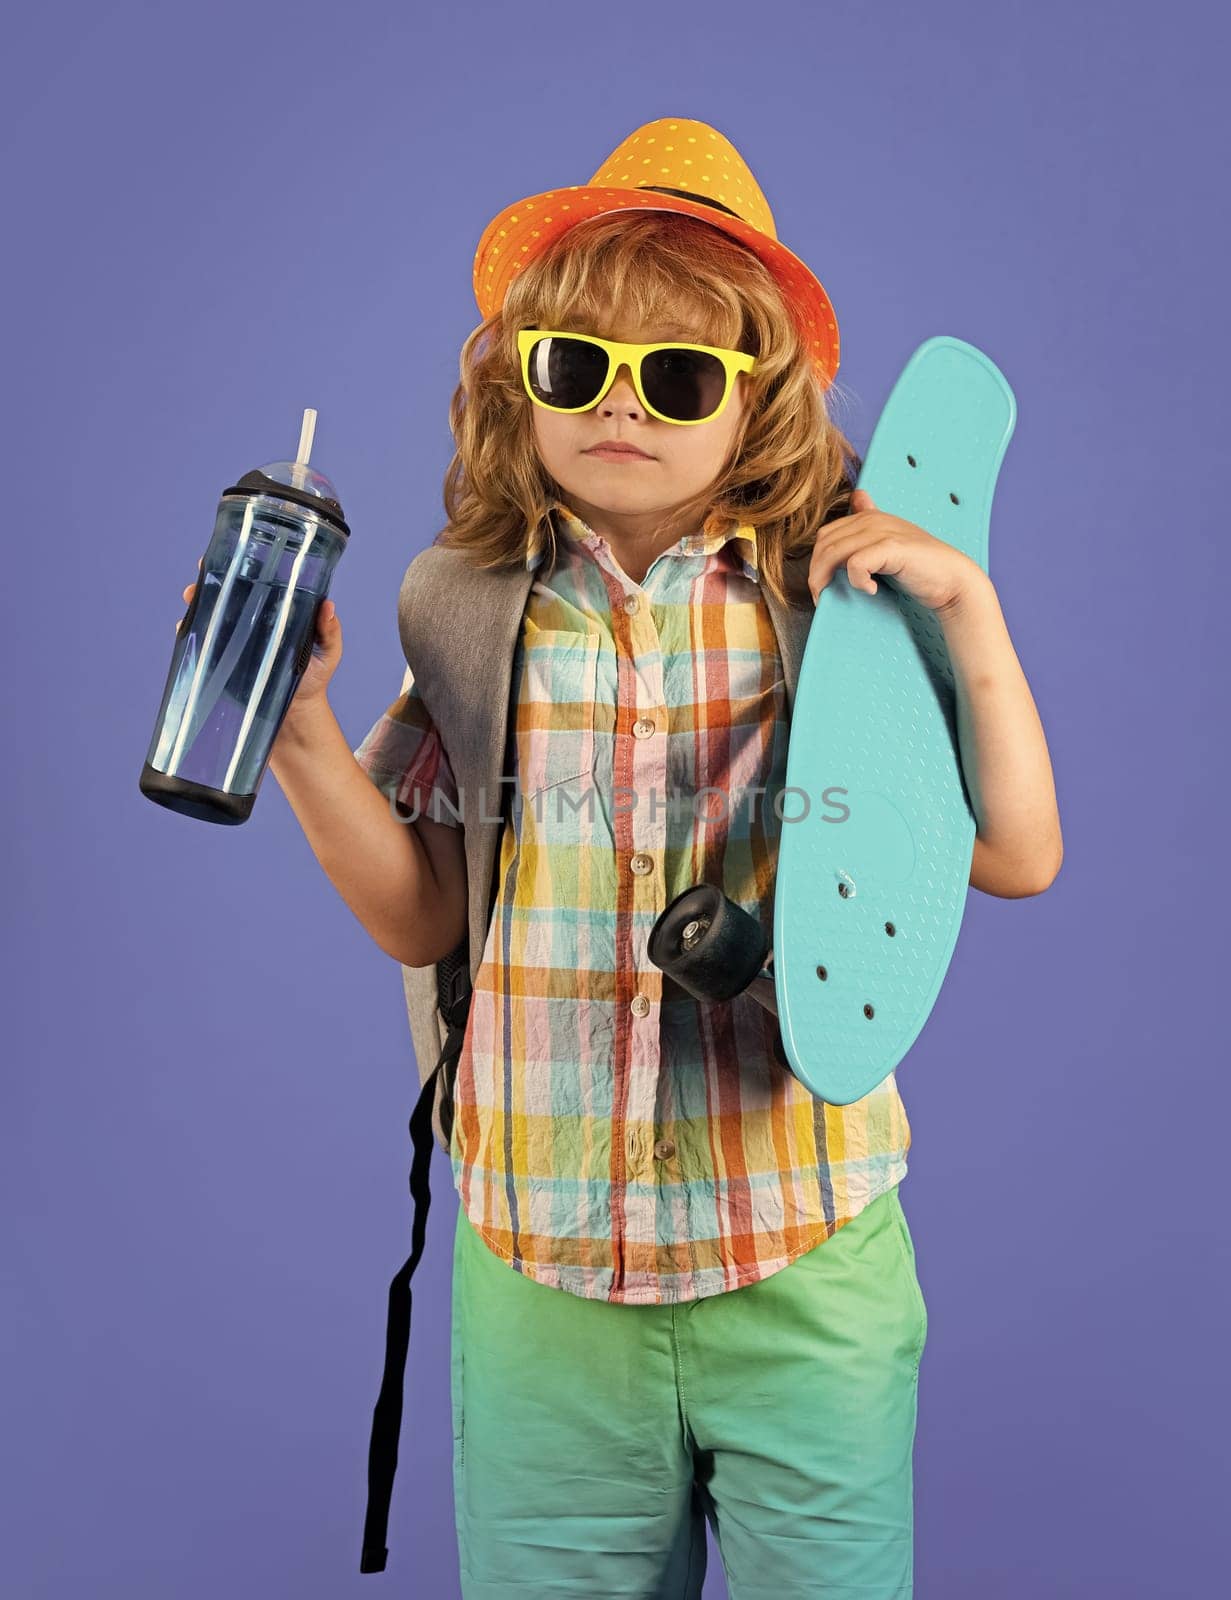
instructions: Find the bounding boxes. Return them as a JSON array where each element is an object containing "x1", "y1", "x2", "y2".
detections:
[{"x1": 139, "y1": 408, "x2": 349, "y2": 825}]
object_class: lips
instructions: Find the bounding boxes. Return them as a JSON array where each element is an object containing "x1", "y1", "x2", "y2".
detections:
[{"x1": 585, "y1": 443, "x2": 652, "y2": 458}]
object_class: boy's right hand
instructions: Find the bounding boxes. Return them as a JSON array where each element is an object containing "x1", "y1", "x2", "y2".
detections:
[{"x1": 176, "y1": 558, "x2": 343, "y2": 709}]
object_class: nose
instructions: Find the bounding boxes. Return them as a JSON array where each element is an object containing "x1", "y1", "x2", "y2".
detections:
[{"x1": 600, "y1": 361, "x2": 643, "y2": 412}]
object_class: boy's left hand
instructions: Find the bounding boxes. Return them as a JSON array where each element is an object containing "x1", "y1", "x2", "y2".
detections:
[{"x1": 808, "y1": 488, "x2": 988, "y2": 614}]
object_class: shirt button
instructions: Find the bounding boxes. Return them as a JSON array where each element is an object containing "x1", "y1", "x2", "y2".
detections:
[
  {"x1": 624, "y1": 595, "x2": 640, "y2": 615},
  {"x1": 630, "y1": 994, "x2": 650, "y2": 1017},
  {"x1": 653, "y1": 1138, "x2": 676, "y2": 1161},
  {"x1": 630, "y1": 853, "x2": 653, "y2": 875},
  {"x1": 633, "y1": 717, "x2": 655, "y2": 738}
]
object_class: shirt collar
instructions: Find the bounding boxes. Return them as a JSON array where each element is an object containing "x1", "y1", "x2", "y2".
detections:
[{"x1": 526, "y1": 498, "x2": 761, "y2": 584}]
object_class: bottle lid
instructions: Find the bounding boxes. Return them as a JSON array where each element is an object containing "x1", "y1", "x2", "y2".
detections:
[{"x1": 222, "y1": 459, "x2": 350, "y2": 536}]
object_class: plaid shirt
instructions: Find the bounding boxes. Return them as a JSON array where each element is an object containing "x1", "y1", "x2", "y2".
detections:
[{"x1": 353, "y1": 500, "x2": 911, "y2": 1304}]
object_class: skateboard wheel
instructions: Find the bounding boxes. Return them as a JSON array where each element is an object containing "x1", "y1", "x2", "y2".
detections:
[{"x1": 647, "y1": 883, "x2": 769, "y2": 1003}]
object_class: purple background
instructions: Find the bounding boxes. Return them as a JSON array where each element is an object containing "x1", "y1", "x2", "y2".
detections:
[{"x1": 4, "y1": 1, "x2": 1226, "y2": 1595}]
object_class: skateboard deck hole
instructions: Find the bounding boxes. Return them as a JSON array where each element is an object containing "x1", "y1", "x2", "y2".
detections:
[
  {"x1": 949, "y1": 491, "x2": 960, "y2": 504},
  {"x1": 885, "y1": 921, "x2": 896, "y2": 937},
  {"x1": 816, "y1": 965, "x2": 828, "y2": 981},
  {"x1": 863, "y1": 1003, "x2": 875, "y2": 1019},
  {"x1": 907, "y1": 454, "x2": 917, "y2": 467}
]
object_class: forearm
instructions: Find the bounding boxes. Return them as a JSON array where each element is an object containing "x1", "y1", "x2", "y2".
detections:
[
  {"x1": 266, "y1": 697, "x2": 445, "y2": 966},
  {"x1": 937, "y1": 575, "x2": 1064, "y2": 892}
]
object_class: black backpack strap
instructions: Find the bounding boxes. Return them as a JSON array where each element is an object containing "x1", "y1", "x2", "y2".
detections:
[{"x1": 359, "y1": 944, "x2": 472, "y2": 1574}]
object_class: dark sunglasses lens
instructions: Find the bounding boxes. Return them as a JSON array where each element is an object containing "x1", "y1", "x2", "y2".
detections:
[
  {"x1": 525, "y1": 336, "x2": 609, "y2": 409},
  {"x1": 642, "y1": 348, "x2": 728, "y2": 421}
]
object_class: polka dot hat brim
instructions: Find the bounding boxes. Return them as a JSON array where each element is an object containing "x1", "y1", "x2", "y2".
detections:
[{"x1": 472, "y1": 115, "x2": 841, "y2": 389}]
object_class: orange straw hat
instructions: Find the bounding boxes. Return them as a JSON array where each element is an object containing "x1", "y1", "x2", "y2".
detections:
[{"x1": 472, "y1": 116, "x2": 841, "y2": 388}]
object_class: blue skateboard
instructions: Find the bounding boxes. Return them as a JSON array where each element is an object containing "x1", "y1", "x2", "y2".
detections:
[{"x1": 648, "y1": 336, "x2": 1016, "y2": 1104}]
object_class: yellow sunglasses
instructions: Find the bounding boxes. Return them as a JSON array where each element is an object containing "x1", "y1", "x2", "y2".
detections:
[{"x1": 517, "y1": 328, "x2": 757, "y2": 426}]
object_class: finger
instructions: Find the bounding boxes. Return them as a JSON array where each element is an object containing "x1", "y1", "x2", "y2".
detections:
[
  {"x1": 811, "y1": 517, "x2": 876, "y2": 562},
  {"x1": 809, "y1": 526, "x2": 875, "y2": 597},
  {"x1": 846, "y1": 554, "x2": 878, "y2": 595},
  {"x1": 814, "y1": 507, "x2": 863, "y2": 541},
  {"x1": 847, "y1": 540, "x2": 907, "y2": 595},
  {"x1": 812, "y1": 534, "x2": 901, "y2": 601}
]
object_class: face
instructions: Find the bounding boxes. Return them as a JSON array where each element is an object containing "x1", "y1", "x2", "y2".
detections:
[{"x1": 528, "y1": 317, "x2": 750, "y2": 558}]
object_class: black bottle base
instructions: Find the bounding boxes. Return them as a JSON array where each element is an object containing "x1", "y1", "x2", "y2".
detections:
[{"x1": 139, "y1": 762, "x2": 255, "y2": 825}]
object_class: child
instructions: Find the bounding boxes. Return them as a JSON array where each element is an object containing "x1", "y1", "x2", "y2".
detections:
[{"x1": 202, "y1": 116, "x2": 1062, "y2": 1599}]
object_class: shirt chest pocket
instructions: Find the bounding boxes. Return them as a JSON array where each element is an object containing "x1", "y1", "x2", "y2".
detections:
[{"x1": 514, "y1": 628, "x2": 601, "y2": 804}]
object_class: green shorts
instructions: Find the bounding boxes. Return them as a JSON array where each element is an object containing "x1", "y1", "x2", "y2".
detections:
[{"x1": 450, "y1": 1183, "x2": 928, "y2": 1598}]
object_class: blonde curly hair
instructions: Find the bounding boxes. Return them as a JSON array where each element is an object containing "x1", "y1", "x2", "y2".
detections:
[{"x1": 434, "y1": 209, "x2": 862, "y2": 610}]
